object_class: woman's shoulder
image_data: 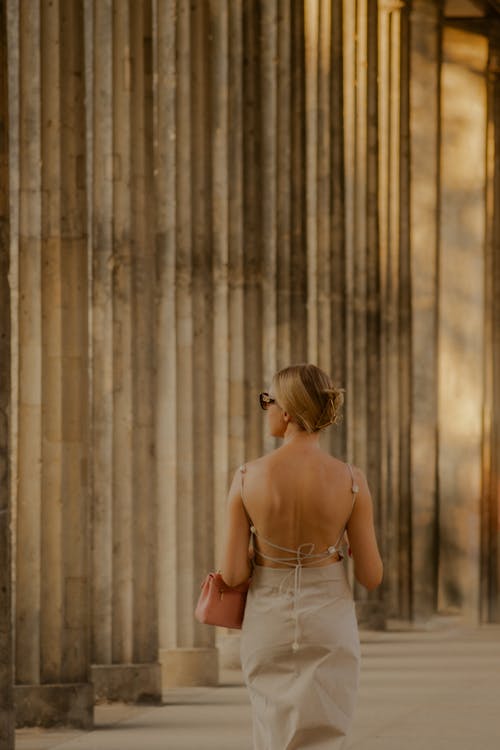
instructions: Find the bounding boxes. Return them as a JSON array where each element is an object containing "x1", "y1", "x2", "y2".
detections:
[
  {"x1": 345, "y1": 462, "x2": 368, "y2": 484},
  {"x1": 238, "y1": 453, "x2": 270, "y2": 475}
]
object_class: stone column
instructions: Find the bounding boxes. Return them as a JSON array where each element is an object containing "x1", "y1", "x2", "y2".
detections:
[
  {"x1": 364, "y1": 0, "x2": 384, "y2": 627},
  {"x1": 330, "y1": 0, "x2": 347, "y2": 461},
  {"x1": 260, "y1": 0, "x2": 278, "y2": 404},
  {"x1": 16, "y1": 0, "x2": 42, "y2": 694},
  {"x1": 155, "y1": 0, "x2": 179, "y2": 690},
  {"x1": 0, "y1": 1, "x2": 14, "y2": 745},
  {"x1": 377, "y1": 0, "x2": 407, "y2": 619},
  {"x1": 481, "y1": 36, "x2": 500, "y2": 624},
  {"x1": 303, "y1": 0, "x2": 346, "y2": 455},
  {"x1": 14, "y1": 0, "x2": 93, "y2": 728},
  {"x1": 211, "y1": 0, "x2": 230, "y2": 565},
  {"x1": 438, "y1": 27, "x2": 488, "y2": 623},
  {"x1": 191, "y1": 0, "x2": 215, "y2": 641},
  {"x1": 304, "y1": 0, "x2": 334, "y2": 380},
  {"x1": 90, "y1": 0, "x2": 160, "y2": 702},
  {"x1": 276, "y1": 0, "x2": 292, "y2": 371},
  {"x1": 304, "y1": 0, "x2": 319, "y2": 364},
  {"x1": 110, "y1": 0, "x2": 134, "y2": 670},
  {"x1": 209, "y1": 0, "x2": 233, "y2": 667},
  {"x1": 227, "y1": 0, "x2": 245, "y2": 474},
  {"x1": 155, "y1": 0, "x2": 218, "y2": 689},
  {"x1": 408, "y1": 0, "x2": 441, "y2": 621},
  {"x1": 242, "y1": 0, "x2": 264, "y2": 458},
  {"x1": 343, "y1": 0, "x2": 385, "y2": 628},
  {"x1": 398, "y1": 0, "x2": 412, "y2": 622},
  {"x1": 130, "y1": 0, "x2": 157, "y2": 668},
  {"x1": 343, "y1": 0, "x2": 367, "y2": 473},
  {"x1": 290, "y1": 0, "x2": 307, "y2": 364},
  {"x1": 90, "y1": 0, "x2": 113, "y2": 670}
]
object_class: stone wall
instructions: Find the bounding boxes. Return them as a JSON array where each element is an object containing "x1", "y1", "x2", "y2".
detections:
[{"x1": 2, "y1": 0, "x2": 500, "y2": 727}]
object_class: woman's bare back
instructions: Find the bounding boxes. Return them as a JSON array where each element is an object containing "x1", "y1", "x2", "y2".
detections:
[{"x1": 241, "y1": 441, "x2": 357, "y2": 568}]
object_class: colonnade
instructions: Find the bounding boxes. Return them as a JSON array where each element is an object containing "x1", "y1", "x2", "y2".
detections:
[{"x1": 1, "y1": 0, "x2": 499, "y2": 736}]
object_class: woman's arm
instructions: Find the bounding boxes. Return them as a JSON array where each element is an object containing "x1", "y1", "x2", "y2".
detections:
[
  {"x1": 346, "y1": 467, "x2": 384, "y2": 591},
  {"x1": 219, "y1": 469, "x2": 252, "y2": 587}
]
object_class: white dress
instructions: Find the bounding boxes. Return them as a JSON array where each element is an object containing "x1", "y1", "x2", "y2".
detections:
[{"x1": 239, "y1": 463, "x2": 361, "y2": 750}]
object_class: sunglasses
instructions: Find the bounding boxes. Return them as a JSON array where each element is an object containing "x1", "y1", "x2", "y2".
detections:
[{"x1": 259, "y1": 392, "x2": 276, "y2": 410}]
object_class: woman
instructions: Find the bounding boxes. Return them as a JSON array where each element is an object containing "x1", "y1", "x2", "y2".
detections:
[{"x1": 220, "y1": 363, "x2": 383, "y2": 750}]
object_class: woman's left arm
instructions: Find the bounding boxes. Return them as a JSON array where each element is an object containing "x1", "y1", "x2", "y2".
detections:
[{"x1": 219, "y1": 470, "x2": 252, "y2": 587}]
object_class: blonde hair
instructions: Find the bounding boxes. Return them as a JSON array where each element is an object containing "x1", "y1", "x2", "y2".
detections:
[{"x1": 272, "y1": 363, "x2": 344, "y2": 433}]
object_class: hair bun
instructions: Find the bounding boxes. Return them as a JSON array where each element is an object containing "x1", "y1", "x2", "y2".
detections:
[{"x1": 314, "y1": 387, "x2": 345, "y2": 430}]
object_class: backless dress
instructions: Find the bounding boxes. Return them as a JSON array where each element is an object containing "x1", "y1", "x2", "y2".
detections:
[{"x1": 239, "y1": 463, "x2": 361, "y2": 750}]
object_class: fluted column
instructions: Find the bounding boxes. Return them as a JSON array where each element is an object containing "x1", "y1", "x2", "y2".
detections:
[
  {"x1": 438, "y1": 27, "x2": 488, "y2": 622},
  {"x1": 0, "y1": 0, "x2": 14, "y2": 745},
  {"x1": 398, "y1": 0, "x2": 412, "y2": 622},
  {"x1": 330, "y1": 0, "x2": 347, "y2": 461},
  {"x1": 155, "y1": 0, "x2": 218, "y2": 689},
  {"x1": 155, "y1": 0, "x2": 179, "y2": 688},
  {"x1": 378, "y1": 0, "x2": 409, "y2": 620},
  {"x1": 276, "y1": 0, "x2": 292, "y2": 371},
  {"x1": 130, "y1": 0, "x2": 156, "y2": 667},
  {"x1": 91, "y1": 0, "x2": 113, "y2": 668},
  {"x1": 305, "y1": 0, "x2": 319, "y2": 364},
  {"x1": 261, "y1": 0, "x2": 278, "y2": 405},
  {"x1": 16, "y1": 0, "x2": 42, "y2": 691},
  {"x1": 343, "y1": 0, "x2": 385, "y2": 628},
  {"x1": 364, "y1": 0, "x2": 383, "y2": 626},
  {"x1": 14, "y1": 0, "x2": 93, "y2": 727},
  {"x1": 408, "y1": 0, "x2": 441, "y2": 621},
  {"x1": 290, "y1": 0, "x2": 307, "y2": 364},
  {"x1": 111, "y1": 0, "x2": 134, "y2": 668},
  {"x1": 343, "y1": 0, "x2": 367, "y2": 472},
  {"x1": 481, "y1": 37, "x2": 500, "y2": 624},
  {"x1": 90, "y1": 0, "x2": 159, "y2": 702},
  {"x1": 227, "y1": 0, "x2": 245, "y2": 477},
  {"x1": 211, "y1": 0, "x2": 230, "y2": 573},
  {"x1": 242, "y1": 0, "x2": 264, "y2": 458}
]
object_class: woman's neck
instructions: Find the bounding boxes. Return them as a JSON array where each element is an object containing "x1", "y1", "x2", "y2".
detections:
[{"x1": 282, "y1": 424, "x2": 320, "y2": 446}]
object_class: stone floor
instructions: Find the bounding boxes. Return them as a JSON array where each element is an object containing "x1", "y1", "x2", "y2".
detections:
[{"x1": 15, "y1": 619, "x2": 500, "y2": 750}]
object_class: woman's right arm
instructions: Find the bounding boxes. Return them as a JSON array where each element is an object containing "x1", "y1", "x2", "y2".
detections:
[{"x1": 346, "y1": 468, "x2": 383, "y2": 591}]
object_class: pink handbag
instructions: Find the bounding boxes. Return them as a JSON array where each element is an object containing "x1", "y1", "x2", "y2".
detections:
[{"x1": 195, "y1": 572, "x2": 251, "y2": 629}]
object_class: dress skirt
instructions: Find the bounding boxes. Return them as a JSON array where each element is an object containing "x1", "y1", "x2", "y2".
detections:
[{"x1": 240, "y1": 562, "x2": 360, "y2": 750}]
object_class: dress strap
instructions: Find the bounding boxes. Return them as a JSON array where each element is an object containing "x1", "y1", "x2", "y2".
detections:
[
  {"x1": 347, "y1": 464, "x2": 359, "y2": 505},
  {"x1": 239, "y1": 464, "x2": 254, "y2": 529},
  {"x1": 239, "y1": 463, "x2": 247, "y2": 500},
  {"x1": 331, "y1": 463, "x2": 359, "y2": 548}
]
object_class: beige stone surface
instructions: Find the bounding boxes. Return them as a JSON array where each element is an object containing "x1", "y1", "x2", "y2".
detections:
[{"x1": 15, "y1": 623, "x2": 500, "y2": 750}]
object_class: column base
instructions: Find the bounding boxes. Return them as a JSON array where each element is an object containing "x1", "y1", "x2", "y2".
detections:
[
  {"x1": 91, "y1": 663, "x2": 161, "y2": 703},
  {"x1": 159, "y1": 647, "x2": 218, "y2": 688},
  {"x1": 216, "y1": 630, "x2": 242, "y2": 670},
  {"x1": 355, "y1": 599, "x2": 387, "y2": 630},
  {"x1": 14, "y1": 683, "x2": 94, "y2": 729},
  {"x1": 0, "y1": 709, "x2": 14, "y2": 749}
]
